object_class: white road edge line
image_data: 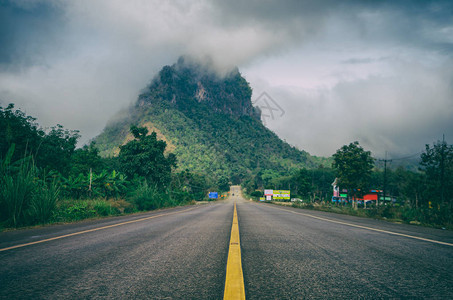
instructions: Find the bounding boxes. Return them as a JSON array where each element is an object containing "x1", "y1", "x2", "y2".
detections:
[
  {"x1": 0, "y1": 206, "x2": 199, "y2": 252},
  {"x1": 265, "y1": 204, "x2": 453, "y2": 247}
]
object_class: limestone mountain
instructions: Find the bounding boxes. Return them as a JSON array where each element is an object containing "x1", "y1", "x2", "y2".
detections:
[{"x1": 94, "y1": 57, "x2": 328, "y2": 183}]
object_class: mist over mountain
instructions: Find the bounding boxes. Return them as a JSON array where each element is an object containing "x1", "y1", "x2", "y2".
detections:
[{"x1": 94, "y1": 57, "x2": 328, "y2": 182}]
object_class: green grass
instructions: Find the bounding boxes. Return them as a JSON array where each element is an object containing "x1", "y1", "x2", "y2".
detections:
[
  {"x1": 52, "y1": 198, "x2": 136, "y2": 222},
  {"x1": 271, "y1": 201, "x2": 453, "y2": 230}
]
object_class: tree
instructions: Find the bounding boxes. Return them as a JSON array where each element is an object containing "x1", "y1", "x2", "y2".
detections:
[
  {"x1": 118, "y1": 126, "x2": 176, "y2": 189},
  {"x1": 333, "y1": 141, "x2": 374, "y2": 207},
  {"x1": 217, "y1": 175, "x2": 230, "y2": 192},
  {"x1": 0, "y1": 103, "x2": 43, "y2": 161},
  {"x1": 36, "y1": 124, "x2": 80, "y2": 175},
  {"x1": 293, "y1": 168, "x2": 312, "y2": 198},
  {"x1": 69, "y1": 142, "x2": 104, "y2": 176},
  {"x1": 420, "y1": 138, "x2": 453, "y2": 206},
  {"x1": 0, "y1": 104, "x2": 79, "y2": 174}
]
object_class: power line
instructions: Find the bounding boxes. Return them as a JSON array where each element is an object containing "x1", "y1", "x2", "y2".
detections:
[{"x1": 373, "y1": 150, "x2": 423, "y2": 162}]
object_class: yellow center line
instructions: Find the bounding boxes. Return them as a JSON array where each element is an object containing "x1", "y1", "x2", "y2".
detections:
[
  {"x1": 223, "y1": 202, "x2": 246, "y2": 300},
  {"x1": 264, "y1": 204, "x2": 453, "y2": 247},
  {"x1": 0, "y1": 206, "x2": 199, "y2": 252}
]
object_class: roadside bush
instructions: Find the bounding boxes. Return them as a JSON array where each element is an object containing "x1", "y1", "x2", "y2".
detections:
[
  {"x1": 50, "y1": 198, "x2": 137, "y2": 223},
  {"x1": 92, "y1": 199, "x2": 112, "y2": 216},
  {"x1": 54, "y1": 200, "x2": 97, "y2": 222},
  {"x1": 401, "y1": 206, "x2": 418, "y2": 223},
  {"x1": 365, "y1": 208, "x2": 379, "y2": 218},
  {"x1": 108, "y1": 199, "x2": 135, "y2": 214},
  {"x1": 250, "y1": 191, "x2": 263, "y2": 198},
  {"x1": 0, "y1": 146, "x2": 36, "y2": 227},
  {"x1": 130, "y1": 181, "x2": 169, "y2": 210},
  {"x1": 1, "y1": 162, "x2": 36, "y2": 226},
  {"x1": 28, "y1": 175, "x2": 60, "y2": 224}
]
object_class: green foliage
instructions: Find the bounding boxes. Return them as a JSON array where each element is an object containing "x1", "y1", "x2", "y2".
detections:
[
  {"x1": 0, "y1": 151, "x2": 36, "y2": 226},
  {"x1": 108, "y1": 199, "x2": 135, "y2": 214},
  {"x1": 130, "y1": 182, "x2": 158, "y2": 210},
  {"x1": 371, "y1": 167, "x2": 425, "y2": 208},
  {"x1": 0, "y1": 104, "x2": 80, "y2": 175},
  {"x1": 245, "y1": 166, "x2": 335, "y2": 201},
  {"x1": 53, "y1": 198, "x2": 136, "y2": 222},
  {"x1": 60, "y1": 170, "x2": 130, "y2": 199},
  {"x1": 0, "y1": 104, "x2": 204, "y2": 229},
  {"x1": 36, "y1": 124, "x2": 80, "y2": 175},
  {"x1": 0, "y1": 145, "x2": 59, "y2": 226},
  {"x1": 119, "y1": 126, "x2": 176, "y2": 189},
  {"x1": 250, "y1": 191, "x2": 263, "y2": 198},
  {"x1": 333, "y1": 141, "x2": 374, "y2": 198},
  {"x1": 130, "y1": 181, "x2": 173, "y2": 211},
  {"x1": 54, "y1": 200, "x2": 97, "y2": 221},
  {"x1": 171, "y1": 170, "x2": 209, "y2": 201},
  {"x1": 69, "y1": 142, "x2": 105, "y2": 176},
  {"x1": 420, "y1": 139, "x2": 453, "y2": 206},
  {"x1": 0, "y1": 104, "x2": 43, "y2": 163},
  {"x1": 217, "y1": 175, "x2": 230, "y2": 192},
  {"x1": 94, "y1": 59, "x2": 328, "y2": 186},
  {"x1": 28, "y1": 174, "x2": 60, "y2": 224}
]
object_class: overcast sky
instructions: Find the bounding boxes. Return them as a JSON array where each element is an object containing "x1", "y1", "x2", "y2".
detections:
[{"x1": 1, "y1": 0, "x2": 452, "y2": 158}]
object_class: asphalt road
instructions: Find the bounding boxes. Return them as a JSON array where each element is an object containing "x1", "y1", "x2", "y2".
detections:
[
  {"x1": 1, "y1": 188, "x2": 452, "y2": 299},
  {"x1": 0, "y1": 204, "x2": 233, "y2": 299},
  {"x1": 238, "y1": 202, "x2": 453, "y2": 299}
]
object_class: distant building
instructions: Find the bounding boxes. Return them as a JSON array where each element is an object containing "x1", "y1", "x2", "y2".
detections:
[{"x1": 331, "y1": 178, "x2": 386, "y2": 205}]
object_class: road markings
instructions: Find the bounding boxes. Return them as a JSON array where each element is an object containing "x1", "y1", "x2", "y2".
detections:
[
  {"x1": 267, "y1": 205, "x2": 453, "y2": 247},
  {"x1": 0, "y1": 206, "x2": 198, "y2": 252},
  {"x1": 224, "y1": 202, "x2": 246, "y2": 300}
]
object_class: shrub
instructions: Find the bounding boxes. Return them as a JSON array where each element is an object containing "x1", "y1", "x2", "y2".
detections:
[
  {"x1": 28, "y1": 175, "x2": 60, "y2": 224},
  {"x1": 108, "y1": 199, "x2": 135, "y2": 214},
  {"x1": 130, "y1": 182, "x2": 168, "y2": 210},
  {"x1": 0, "y1": 146, "x2": 36, "y2": 227},
  {"x1": 92, "y1": 199, "x2": 112, "y2": 216},
  {"x1": 54, "y1": 200, "x2": 96, "y2": 222},
  {"x1": 250, "y1": 191, "x2": 263, "y2": 198}
]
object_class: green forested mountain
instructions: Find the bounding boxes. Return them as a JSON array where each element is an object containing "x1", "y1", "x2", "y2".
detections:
[{"x1": 94, "y1": 57, "x2": 329, "y2": 184}]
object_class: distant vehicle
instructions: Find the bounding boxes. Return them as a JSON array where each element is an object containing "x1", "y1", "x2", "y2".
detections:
[{"x1": 291, "y1": 198, "x2": 302, "y2": 202}]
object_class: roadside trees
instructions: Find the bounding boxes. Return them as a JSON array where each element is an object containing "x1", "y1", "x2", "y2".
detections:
[
  {"x1": 333, "y1": 141, "x2": 374, "y2": 208},
  {"x1": 420, "y1": 138, "x2": 453, "y2": 207},
  {"x1": 118, "y1": 126, "x2": 176, "y2": 189}
]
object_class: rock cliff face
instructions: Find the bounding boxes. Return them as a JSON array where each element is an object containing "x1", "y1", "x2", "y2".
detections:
[{"x1": 136, "y1": 56, "x2": 261, "y2": 120}]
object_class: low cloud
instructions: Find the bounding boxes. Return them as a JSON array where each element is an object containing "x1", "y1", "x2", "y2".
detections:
[
  {"x1": 249, "y1": 56, "x2": 453, "y2": 157},
  {"x1": 1, "y1": 0, "x2": 452, "y2": 156}
]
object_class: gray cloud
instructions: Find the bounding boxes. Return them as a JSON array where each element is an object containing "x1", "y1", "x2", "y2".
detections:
[
  {"x1": 0, "y1": 0, "x2": 452, "y2": 156},
  {"x1": 250, "y1": 56, "x2": 453, "y2": 157}
]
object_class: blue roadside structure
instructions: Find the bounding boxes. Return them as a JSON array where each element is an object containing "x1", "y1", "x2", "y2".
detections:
[{"x1": 209, "y1": 192, "x2": 218, "y2": 199}]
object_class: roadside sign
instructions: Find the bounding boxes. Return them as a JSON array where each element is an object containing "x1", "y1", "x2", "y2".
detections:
[
  {"x1": 209, "y1": 192, "x2": 218, "y2": 199},
  {"x1": 264, "y1": 189, "x2": 273, "y2": 196},
  {"x1": 273, "y1": 190, "x2": 290, "y2": 200}
]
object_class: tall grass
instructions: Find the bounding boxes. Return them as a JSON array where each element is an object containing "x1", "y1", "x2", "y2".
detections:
[
  {"x1": 1, "y1": 156, "x2": 35, "y2": 227},
  {"x1": 53, "y1": 198, "x2": 135, "y2": 222},
  {"x1": 129, "y1": 181, "x2": 195, "y2": 211},
  {"x1": 29, "y1": 175, "x2": 60, "y2": 224},
  {"x1": 0, "y1": 145, "x2": 59, "y2": 227},
  {"x1": 0, "y1": 145, "x2": 193, "y2": 229},
  {"x1": 130, "y1": 181, "x2": 170, "y2": 210},
  {"x1": 0, "y1": 145, "x2": 36, "y2": 226},
  {"x1": 290, "y1": 200, "x2": 453, "y2": 230}
]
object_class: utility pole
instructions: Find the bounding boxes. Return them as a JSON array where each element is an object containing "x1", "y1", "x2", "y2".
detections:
[
  {"x1": 379, "y1": 152, "x2": 392, "y2": 206},
  {"x1": 440, "y1": 134, "x2": 445, "y2": 204}
]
